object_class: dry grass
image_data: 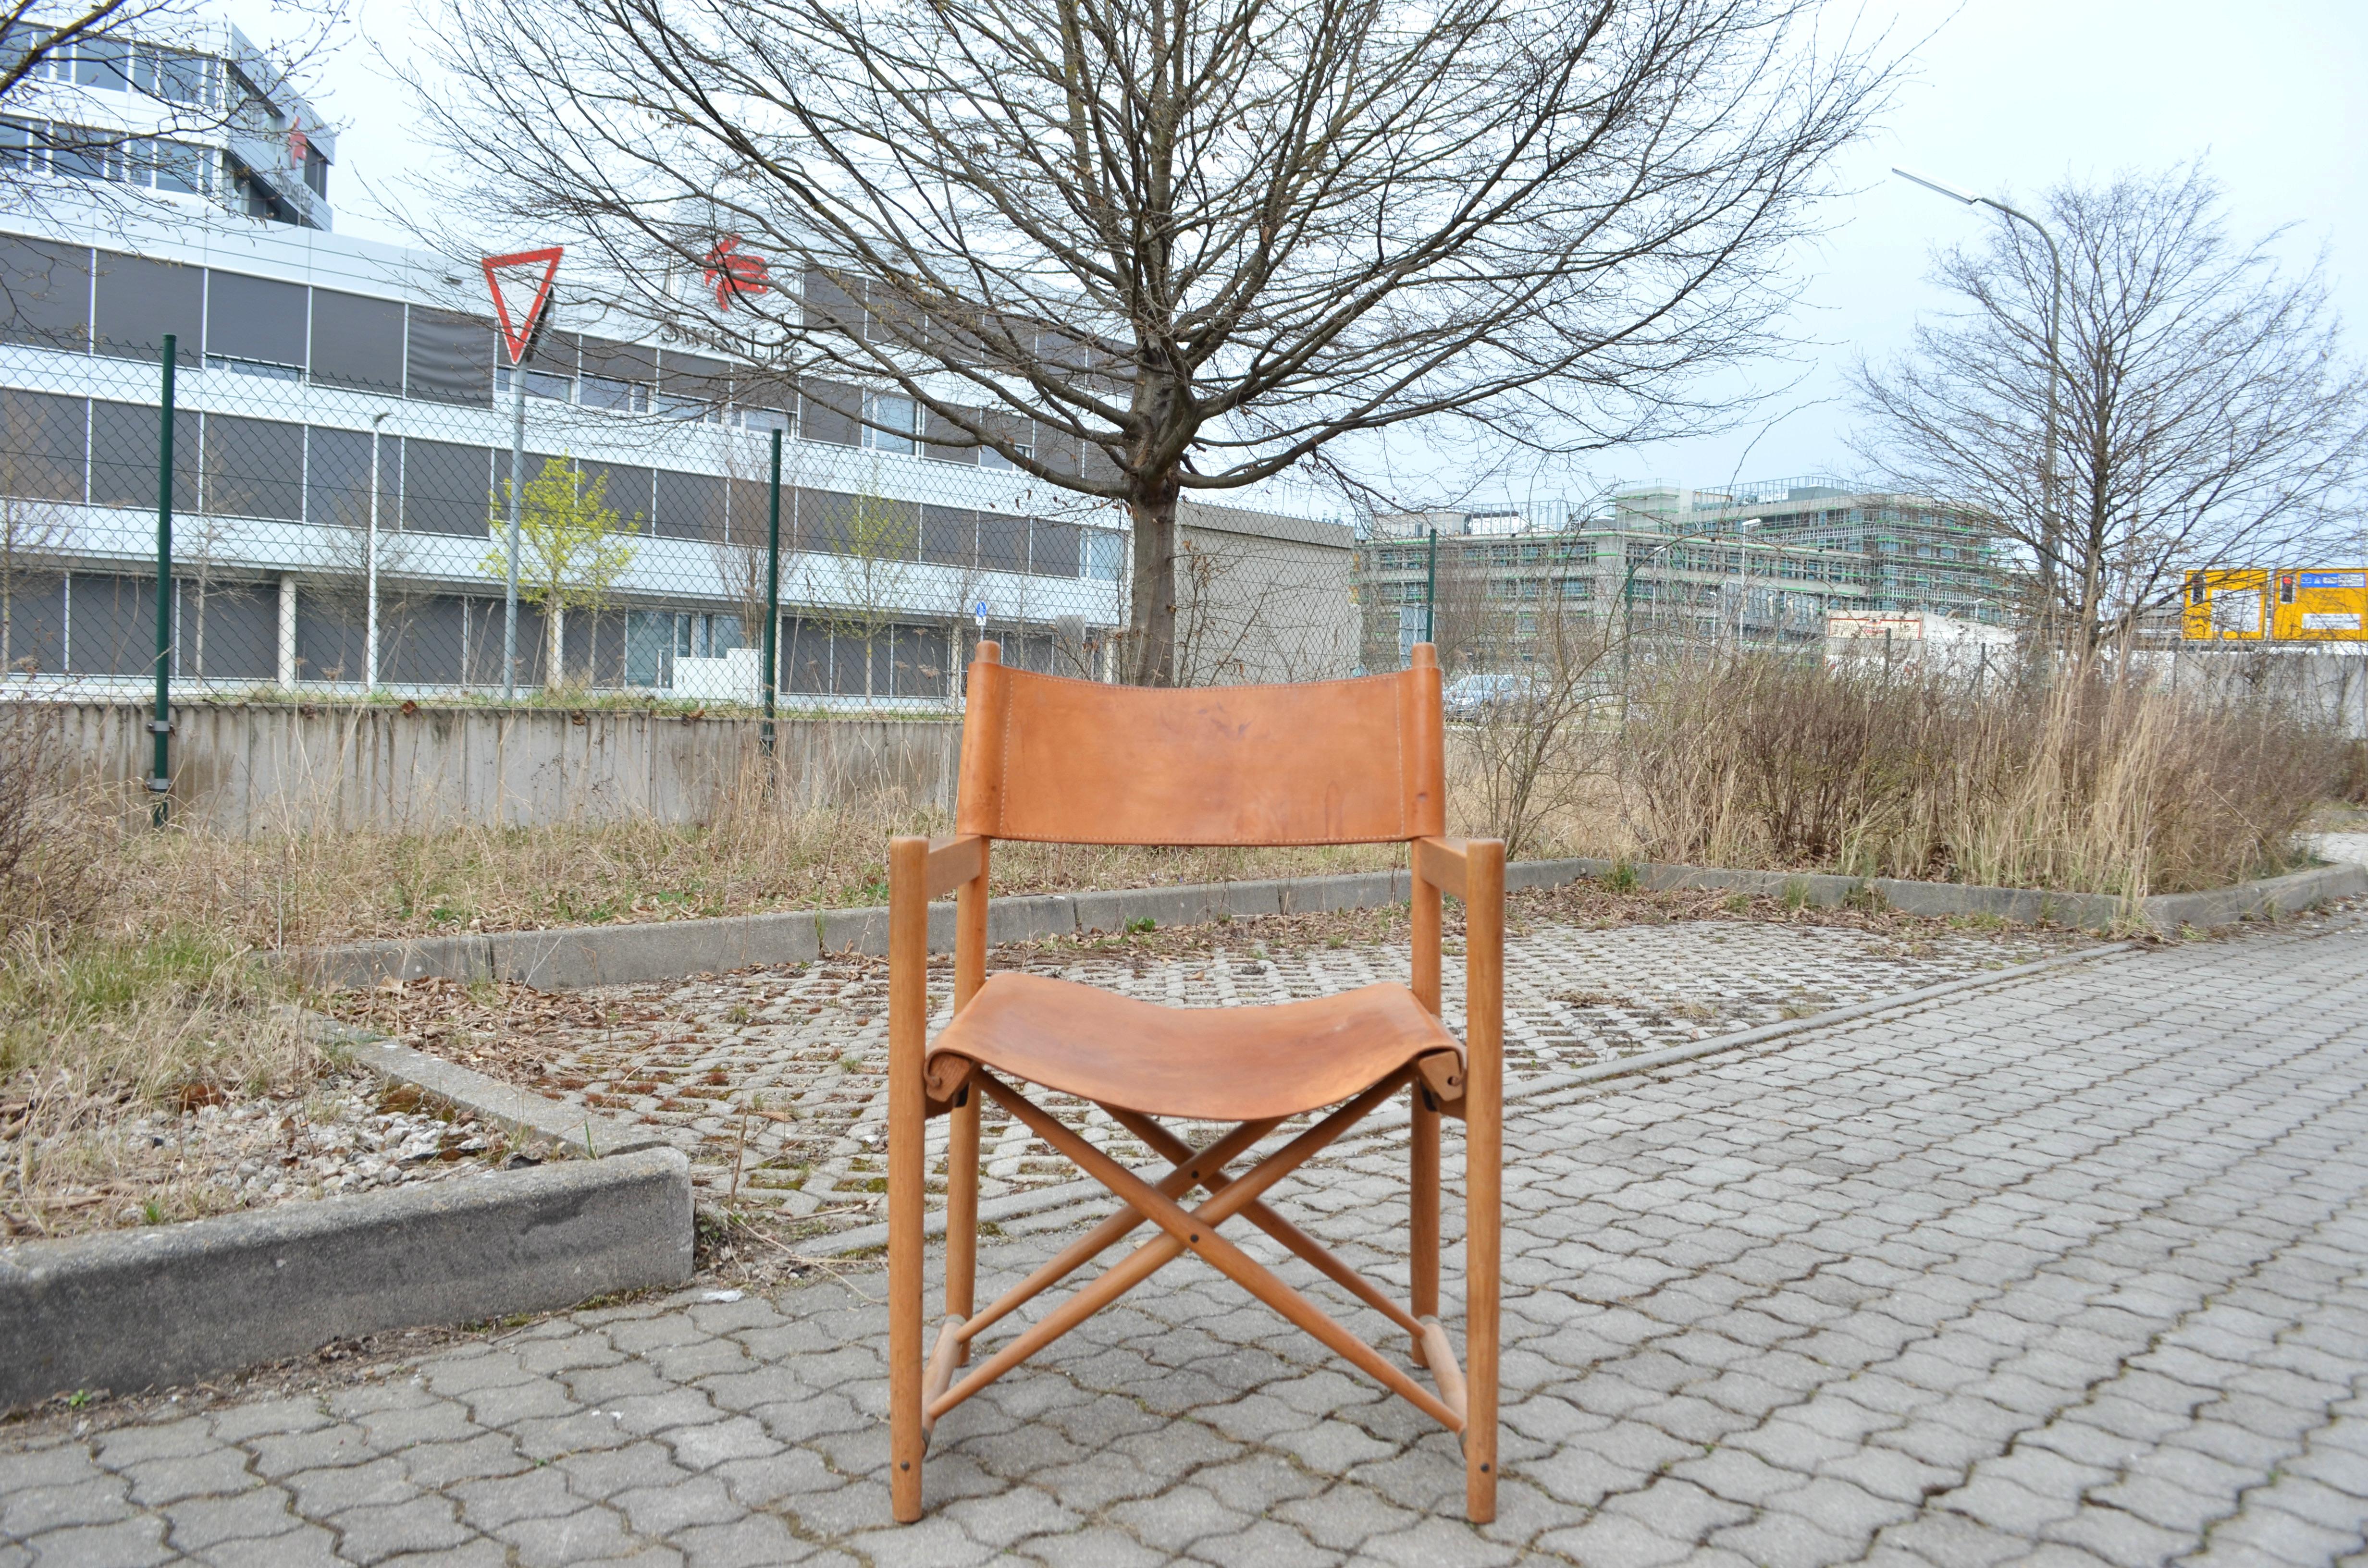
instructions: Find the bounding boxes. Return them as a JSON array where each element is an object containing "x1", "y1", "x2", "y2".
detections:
[
  {"x1": 1468, "y1": 652, "x2": 2341, "y2": 899},
  {"x1": 88, "y1": 796, "x2": 1400, "y2": 949},
  {"x1": 0, "y1": 925, "x2": 326, "y2": 1233},
  {"x1": 0, "y1": 653, "x2": 2338, "y2": 1234}
]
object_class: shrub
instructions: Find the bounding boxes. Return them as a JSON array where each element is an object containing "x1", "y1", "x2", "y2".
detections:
[{"x1": 1615, "y1": 651, "x2": 2339, "y2": 897}]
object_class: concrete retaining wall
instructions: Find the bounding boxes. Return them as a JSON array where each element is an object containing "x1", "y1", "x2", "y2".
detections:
[
  {"x1": 51, "y1": 701, "x2": 962, "y2": 835},
  {"x1": 0, "y1": 1147, "x2": 693, "y2": 1409},
  {"x1": 292, "y1": 856, "x2": 2365, "y2": 992}
]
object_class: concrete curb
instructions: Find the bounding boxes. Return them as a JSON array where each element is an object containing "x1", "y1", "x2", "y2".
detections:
[
  {"x1": 0, "y1": 1147, "x2": 694, "y2": 1411},
  {"x1": 291, "y1": 1007, "x2": 674, "y2": 1162},
  {"x1": 805, "y1": 939, "x2": 2139, "y2": 1258},
  {"x1": 358, "y1": 1036, "x2": 677, "y2": 1162},
  {"x1": 286, "y1": 856, "x2": 2356, "y2": 994}
]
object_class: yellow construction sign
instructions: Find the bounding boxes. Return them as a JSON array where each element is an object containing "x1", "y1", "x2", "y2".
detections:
[{"x1": 2184, "y1": 568, "x2": 2368, "y2": 642}]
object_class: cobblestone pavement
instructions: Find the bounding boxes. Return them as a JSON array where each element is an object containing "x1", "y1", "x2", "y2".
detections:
[
  {"x1": 372, "y1": 913, "x2": 2076, "y2": 1223},
  {"x1": 11, "y1": 916, "x2": 2368, "y2": 1565}
]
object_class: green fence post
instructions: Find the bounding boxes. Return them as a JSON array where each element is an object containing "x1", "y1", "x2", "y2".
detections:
[
  {"x1": 149, "y1": 333, "x2": 176, "y2": 828},
  {"x1": 1423, "y1": 525, "x2": 1438, "y2": 649},
  {"x1": 763, "y1": 427, "x2": 782, "y2": 760}
]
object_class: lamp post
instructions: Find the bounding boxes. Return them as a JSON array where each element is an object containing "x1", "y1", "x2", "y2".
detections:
[{"x1": 1893, "y1": 167, "x2": 2065, "y2": 642}]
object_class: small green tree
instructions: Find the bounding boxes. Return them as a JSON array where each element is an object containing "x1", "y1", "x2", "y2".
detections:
[
  {"x1": 800, "y1": 472, "x2": 916, "y2": 705},
  {"x1": 481, "y1": 456, "x2": 639, "y2": 690}
]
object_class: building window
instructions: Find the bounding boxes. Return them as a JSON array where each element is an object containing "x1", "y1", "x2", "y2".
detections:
[
  {"x1": 49, "y1": 124, "x2": 124, "y2": 183},
  {"x1": 206, "y1": 269, "x2": 308, "y2": 379},
  {"x1": 72, "y1": 36, "x2": 131, "y2": 90},
  {"x1": 141, "y1": 139, "x2": 210, "y2": 195},
  {"x1": 978, "y1": 411, "x2": 1033, "y2": 471},
  {"x1": 0, "y1": 24, "x2": 69, "y2": 84},
  {"x1": 1083, "y1": 528, "x2": 1125, "y2": 582},
  {"x1": 309, "y1": 290, "x2": 405, "y2": 394},
  {"x1": 577, "y1": 373, "x2": 646, "y2": 412},
  {"x1": 863, "y1": 392, "x2": 917, "y2": 454},
  {"x1": 202, "y1": 414, "x2": 305, "y2": 521},
  {"x1": 495, "y1": 365, "x2": 574, "y2": 402},
  {"x1": 137, "y1": 46, "x2": 216, "y2": 107}
]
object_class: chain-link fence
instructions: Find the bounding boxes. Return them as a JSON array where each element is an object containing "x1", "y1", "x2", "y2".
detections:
[
  {"x1": 0, "y1": 257, "x2": 1147, "y2": 714},
  {"x1": 0, "y1": 236, "x2": 1377, "y2": 720}
]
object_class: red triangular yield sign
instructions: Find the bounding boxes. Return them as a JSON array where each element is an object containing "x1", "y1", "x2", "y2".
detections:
[{"x1": 482, "y1": 247, "x2": 564, "y2": 366}]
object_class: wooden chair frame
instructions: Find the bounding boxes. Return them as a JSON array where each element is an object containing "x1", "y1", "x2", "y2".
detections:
[{"x1": 886, "y1": 642, "x2": 1503, "y2": 1523}]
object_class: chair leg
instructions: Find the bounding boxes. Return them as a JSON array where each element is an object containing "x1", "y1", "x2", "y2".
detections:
[
  {"x1": 888, "y1": 1089, "x2": 925, "y2": 1520},
  {"x1": 1464, "y1": 1082, "x2": 1501, "y2": 1524},
  {"x1": 1409, "y1": 1087, "x2": 1439, "y2": 1364},
  {"x1": 887, "y1": 839, "x2": 929, "y2": 1523},
  {"x1": 945, "y1": 1095, "x2": 981, "y2": 1364}
]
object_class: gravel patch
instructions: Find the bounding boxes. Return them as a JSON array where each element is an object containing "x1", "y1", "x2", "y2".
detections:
[
  {"x1": 1, "y1": 1075, "x2": 554, "y2": 1241},
  {"x1": 325, "y1": 887, "x2": 2098, "y2": 1265}
]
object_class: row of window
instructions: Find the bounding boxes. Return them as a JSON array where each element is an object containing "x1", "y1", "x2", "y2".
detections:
[
  {"x1": 1366, "y1": 535, "x2": 1974, "y2": 584},
  {"x1": 0, "y1": 119, "x2": 211, "y2": 193},
  {"x1": 0, "y1": 571, "x2": 1086, "y2": 693},
  {"x1": 0, "y1": 239, "x2": 1099, "y2": 474},
  {"x1": 0, "y1": 387, "x2": 1125, "y2": 577},
  {"x1": 1, "y1": 27, "x2": 217, "y2": 106}
]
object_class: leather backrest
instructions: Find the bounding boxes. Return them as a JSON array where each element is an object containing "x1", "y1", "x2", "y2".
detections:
[{"x1": 954, "y1": 645, "x2": 1445, "y2": 845}]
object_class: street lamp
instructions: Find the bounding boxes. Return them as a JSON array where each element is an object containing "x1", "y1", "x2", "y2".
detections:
[{"x1": 1893, "y1": 167, "x2": 2065, "y2": 637}]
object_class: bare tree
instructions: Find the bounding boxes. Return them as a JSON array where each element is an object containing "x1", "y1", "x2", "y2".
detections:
[
  {"x1": 1457, "y1": 603, "x2": 1618, "y2": 861},
  {"x1": 1172, "y1": 533, "x2": 1338, "y2": 684},
  {"x1": 406, "y1": 0, "x2": 1889, "y2": 684},
  {"x1": 798, "y1": 476, "x2": 916, "y2": 706},
  {"x1": 1850, "y1": 165, "x2": 2368, "y2": 658},
  {"x1": 1426, "y1": 539, "x2": 1525, "y2": 676}
]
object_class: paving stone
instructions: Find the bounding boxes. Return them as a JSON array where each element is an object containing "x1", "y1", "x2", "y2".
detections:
[
  {"x1": 489, "y1": 1500, "x2": 642, "y2": 1567},
  {"x1": 328, "y1": 1494, "x2": 474, "y2": 1565},
  {"x1": 12, "y1": 921, "x2": 2368, "y2": 1567},
  {"x1": 1018, "y1": 1526, "x2": 1173, "y2": 1568},
  {"x1": 12, "y1": 1514, "x2": 174, "y2": 1567},
  {"x1": 0, "y1": 1478, "x2": 132, "y2": 1539},
  {"x1": 120, "y1": 1446, "x2": 264, "y2": 1506},
  {"x1": 158, "y1": 1484, "x2": 302, "y2": 1550},
  {"x1": 667, "y1": 1512, "x2": 815, "y2": 1568},
  {"x1": 189, "y1": 1521, "x2": 348, "y2": 1567}
]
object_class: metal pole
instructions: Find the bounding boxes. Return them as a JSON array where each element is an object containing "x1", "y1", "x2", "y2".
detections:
[
  {"x1": 149, "y1": 333, "x2": 175, "y2": 827},
  {"x1": 367, "y1": 411, "x2": 387, "y2": 694},
  {"x1": 1423, "y1": 526, "x2": 1438, "y2": 649},
  {"x1": 1980, "y1": 198, "x2": 2064, "y2": 649},
  {"x1": 1891, "y1": 172, "x2": 2064, "y2": 650},
  {"x1": 503, "y1": 369, "x2": 525, "y2": 700},
  {"x1": 762, "y1": 427, "x2": 782, "y2": 756}
]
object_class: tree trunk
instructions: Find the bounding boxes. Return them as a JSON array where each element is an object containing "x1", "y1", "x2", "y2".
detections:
[
  {"x1": 1123, "y1": 472, "x2": 1181, "y2": 686},
  {"x1": 547, "y1": 601, "x2": 565, "y2": 690}
]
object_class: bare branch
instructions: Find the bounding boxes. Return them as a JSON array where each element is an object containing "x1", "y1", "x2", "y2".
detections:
[{"x1": 1850, "y1": 163, "x2": 2368, "y2": 657}]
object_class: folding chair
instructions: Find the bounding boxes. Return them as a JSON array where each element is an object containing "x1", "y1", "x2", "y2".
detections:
[{"x1": 886, "y1": 639, "x2": 1503, "y2": 1523}]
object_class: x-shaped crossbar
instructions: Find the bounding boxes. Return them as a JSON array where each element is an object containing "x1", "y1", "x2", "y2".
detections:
[{"x1": 917, "y1": 1063, "x2": 1468, "y2": 1439}]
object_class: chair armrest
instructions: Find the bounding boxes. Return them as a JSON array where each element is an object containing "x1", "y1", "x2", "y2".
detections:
[
  {"x1": 1411, "y1": 837, "x2": 1504, "y2": 1098},
  {"x1": 1413, "y1": 836, "x2": 1496, "y2": 903},
  {"x1": 925, "y1": 834, "x2": 987, "y2": 899}
]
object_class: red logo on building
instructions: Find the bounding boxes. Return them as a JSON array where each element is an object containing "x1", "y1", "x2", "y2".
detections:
[{"x1": 703, "y1": 237, "x2": 770, "y2": 311}]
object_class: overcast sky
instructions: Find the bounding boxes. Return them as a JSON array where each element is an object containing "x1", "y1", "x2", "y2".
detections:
[{"x1": 270, "y1": 0, "x2": 2368, "y2": 507}]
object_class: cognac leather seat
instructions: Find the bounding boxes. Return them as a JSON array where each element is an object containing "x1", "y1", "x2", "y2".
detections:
[{"x1": 926, "y1": 971, "x2": 1464, "y2": 1123}]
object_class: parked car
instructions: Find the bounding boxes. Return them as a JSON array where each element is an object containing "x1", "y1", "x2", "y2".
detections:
[{"x1": 1442, "y1": 672, "x2": 1539, "y2": 721}]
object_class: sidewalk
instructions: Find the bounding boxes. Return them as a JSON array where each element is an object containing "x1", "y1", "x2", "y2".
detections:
[{"x1": 5, "y1": 919, "x2": 2367, "y2": 1566}]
